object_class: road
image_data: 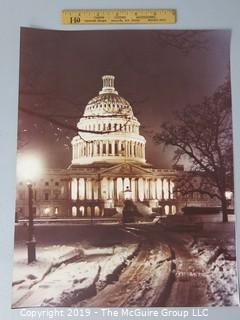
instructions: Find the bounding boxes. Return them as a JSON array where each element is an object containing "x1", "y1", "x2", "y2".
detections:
[{"x1": 13, "y1": 223, "x2": 211, "y2": 307}]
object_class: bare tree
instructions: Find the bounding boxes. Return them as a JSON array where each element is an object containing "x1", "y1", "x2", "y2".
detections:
[{"x1": 154, "y1": 79, "x2": 233, "y2": 222}]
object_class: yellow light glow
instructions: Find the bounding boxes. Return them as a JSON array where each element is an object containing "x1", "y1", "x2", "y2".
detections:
[
  {"x1": 225, "y1": 191, "x2": 233, "y2": 200},
  {"x1": 17, "y1": 153, "x2": 43, "y2": 183},
  {"x1": 44, "y1": 207, "x2": 50, "y2": 214}
]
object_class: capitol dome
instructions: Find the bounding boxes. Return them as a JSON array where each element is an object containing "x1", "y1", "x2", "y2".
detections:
[
  {"x1": 71, "y1": 75, "x2": 146, "y2": 165},
  {"x1": 83, "y1": 75, "x2": 134, "y2": 118}
]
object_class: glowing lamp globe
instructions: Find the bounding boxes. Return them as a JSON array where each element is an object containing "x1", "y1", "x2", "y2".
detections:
[
  {"x1": 225, "y1": 190, "x2": 233, "y2": 200},
  {"x1": 17, "y1": 153, "x2": 43, "y2": 183}
]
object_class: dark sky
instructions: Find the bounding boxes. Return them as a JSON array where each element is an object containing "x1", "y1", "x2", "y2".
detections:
[{"x1": 18, "y1": 28, "x2": 231, "y2": 168}]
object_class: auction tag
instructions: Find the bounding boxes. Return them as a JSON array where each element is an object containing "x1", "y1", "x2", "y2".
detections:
[{"x1": 61, "y1": 9, "x2": 176, "y2": 24}]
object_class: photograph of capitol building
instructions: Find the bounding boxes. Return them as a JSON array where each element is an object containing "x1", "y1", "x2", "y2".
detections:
[
  {"x1": 12, "y1": 28, "x2": 238, "y2": 308},
  {"x1": 16, "y1": 72, "x2": 223, "y2": 220},
  {"x1": 16, "y1": 74, "x2": 198, "y2": 219}
]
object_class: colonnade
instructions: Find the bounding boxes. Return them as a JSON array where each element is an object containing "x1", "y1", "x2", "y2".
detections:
[
  {"x1": 70, "y1": 176, "x2": 175, "y2": 201},
  {"x1": 83, "y1": 122, "x2": 139, "y2": 134},
  {"x1": 73, "y1": 140, "x2": 145, "y2": 159}
]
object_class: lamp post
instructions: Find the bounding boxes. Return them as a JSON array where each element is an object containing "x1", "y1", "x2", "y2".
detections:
[
  {"x1": 17, "y1": 153, "x2": 43, "y2": 264},
  {"x1": 27, "y1": 182, "x2": 36, "y2": 263}
]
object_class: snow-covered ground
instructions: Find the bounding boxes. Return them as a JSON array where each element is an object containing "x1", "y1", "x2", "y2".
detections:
[
  {"x1": 12, "y1": 243, "x2": 139, "y2": 307},
  {"x1": 186, "y1": 226, "x2": 239, "y2": 307}
]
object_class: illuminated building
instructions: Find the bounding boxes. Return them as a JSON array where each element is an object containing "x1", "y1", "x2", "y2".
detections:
[{"x1": 15, "y1": 75, "x2": 219, "y2": 219}]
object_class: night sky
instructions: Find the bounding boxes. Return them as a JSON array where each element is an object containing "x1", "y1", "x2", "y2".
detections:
[{"x1": 18, "y1": 28, "x2": 231, "y2": 169}]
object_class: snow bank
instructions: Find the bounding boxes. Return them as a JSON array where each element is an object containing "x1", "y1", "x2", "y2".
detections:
[
  {"x1": 12, "y1": 243, "x2": 139, "y2": 308},
  {"x1": 188, "y1": 240, "x2": 239, "y2": 306},
  {"x1": 98, "y1": 244, "x2": 138, "y2": 286},
  {"x1": 207, "y1": 253, "x2": 239, "y2": 306}
]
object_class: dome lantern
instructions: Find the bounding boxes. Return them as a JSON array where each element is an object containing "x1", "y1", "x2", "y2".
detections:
[{"x1": 99, "y1": 75, "x2": 118, "y2": 94}]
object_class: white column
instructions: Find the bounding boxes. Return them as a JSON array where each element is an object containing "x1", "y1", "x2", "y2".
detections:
[
  {"x1": 73, "y1": 145, "x2": 76, "y2": 159},
  {"x1": 150, "y1": 179, "x2": 156, "y2": 199},
  {"x1": 131, "y1": 178, "x2": 136, "y2": 200},
  {"x1": 93, "y1": 142, "x2": 97, "y2": 156},
  {"x1": 88, "y1": 143, "x2": 91, "y2": 157},
  {"x1": 144, "y1": 179, "x2": 148, "y2": 199},
  {"x1": 163, "y1": 178, "x2": 169, "y2": 200},
  {"x1": 82, "y1": 143, "x2": 84, "y2": 157},
  {"x1": 109, "y1": 178, "x2": 114, "y2": 199},
  {"x1": 138, "y1": 178, "x2": 144, "y2": 201},
  {"x1": 71, "y1": 178, "x2": 77, "y2": 200},
  {"x1": 168, "y1": 179, "x2": 171, "y2": 199},
  {"x1": 156, "y1": 178, "x2": 162, "y2": 200},
  {"x1": 79, "y1": 143, "x2": 82, "y2": 157}
]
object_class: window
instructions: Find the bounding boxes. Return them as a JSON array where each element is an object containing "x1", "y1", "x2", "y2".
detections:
[
  {"x1": 45, "y1": 182, "x2": 49, "y2": 186},
  {"x1": 44, "y1": 193, "x2": 49, "y2": 200},
  {"x1": 54, "y1": 207, "x2": 59, "y2": 215},
  {"x1": 55, "y1": 182, "x2": 59, "y2": 186}
]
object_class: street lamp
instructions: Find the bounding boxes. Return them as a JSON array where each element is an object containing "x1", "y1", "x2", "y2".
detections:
[
  {"x1": 225, "y1": 190, "x2": 233, "y2": 207},
  {"x1": 17, "y1": 153, "x2": 43, "y2": 263}
]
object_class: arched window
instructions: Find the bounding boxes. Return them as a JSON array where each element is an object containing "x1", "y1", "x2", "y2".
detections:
[
  {"x1": 165, "y1": 205, "x2": 170, "y2": 215},
  {"x1": 94, "y1": 206, "x2": 100, "y2": 216},
  {"x1": 172, "y1": 205, "x2": 177, "y2": 215},
  {"x1": 72, "y1": 206, "x2": 77, "y2": 217},
  {"x1": 87, "y1": 206, "x2": 91, "y2": 217},
  {"x1": 79, "y1": 206, "x2": 85, "y2": 216}
]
